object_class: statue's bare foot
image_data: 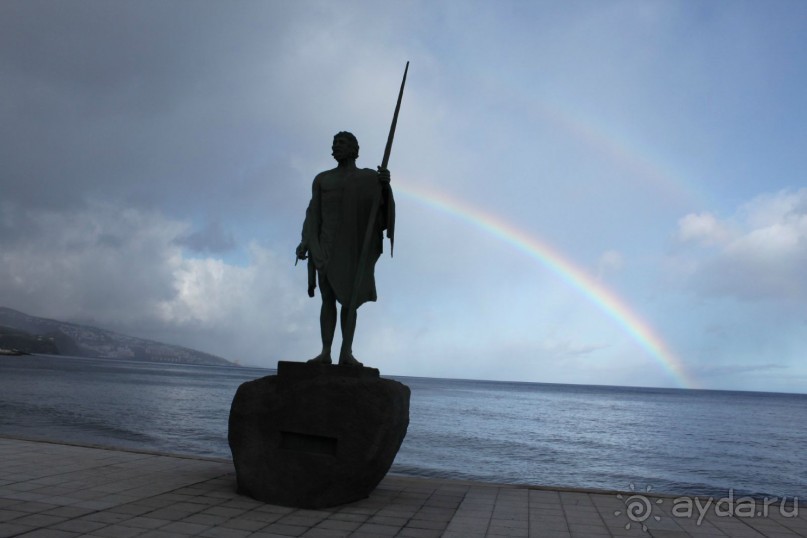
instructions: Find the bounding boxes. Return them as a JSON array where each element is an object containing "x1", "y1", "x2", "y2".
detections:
[
  {"x1": 307, "y1": 353, "x2": 332, "y2": 365},
  {"x1": 338, "y1": 353, "x2": 363, "y2": 367}
]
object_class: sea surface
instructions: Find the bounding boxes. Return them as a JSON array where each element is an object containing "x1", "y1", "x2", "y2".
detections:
[{"x1": 1, "y1": 354, "x2": 805, "y2": 500}]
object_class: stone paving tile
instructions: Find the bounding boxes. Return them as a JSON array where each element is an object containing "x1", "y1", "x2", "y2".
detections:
[
  {"x1": 241, "y1": 511, "x2": 287, "y2": 525},
  {"x1": 259, "y1": 522, "x2": 309, "y2": 536},
  {"x1": 442, "y1": 531, "x2": 487, "y2": 538},
  {"x1": 0, "y1": 522, "x2": 36, "y2": 537},
  {"x1": 202, "y1": 505, "x2": 250, "y2": 518},
  {"x1": 76, "y1": 511, "x2": 131, "y2": 525},
  {"x1": 198, "y1": 527, "x2": 252, "y2": 538},
  {"x1": 301, "y1": 529, "x2": 350, "y2": 538},
  {"x1": 219, "y1": 517, "x2": 269, "y2": 532},
  {"x1": 0, "y1": 509, "x2": 27, "y2": 523},
  {"x1": 39, "y1": 505, "x2": 93, "y2": 520},
  {"x1": 8, "y1": 501, "x2": 60, "y2": 514},
  {"x1": 328, "y1": 512, "x2": 369, "y2": 523},
  {"x1": 105, "y1": 503, "x2": 155, "y2": 516},
  {"x1": 9, "y1": 513, "x2": 67, "y2": 528},
  {"x1": 3, "y1": 492, "x2": 47, "y2": 503},
  {"x1": 252, "y1": 504, "x2": 296, "y2": 516},
  {"x1": 14, "y1": 529, "x2": 80, "y2": 538},
  {"x1": 408, "y1": 517, "x2": 450, "y2": 530},
  {"x1": 158, "y1": 520, "x2": 213, "y2": 535},
  {"x1": 136, "y1": 531, "x2": 178, "y2": 538},
  {"x1": 398, "y1": 528, "x2": 444, "y2": 537},
  {"x1": 313, "y1": 518, "x2": 362, "y2": 532},
  {"x1": 367, "y1": 514, "x2": 408, "y2": 526},
  {"x1": 87, "y1": 524, "x2": 146, "y2": 538},
  {"x1": 270, "y1": 518, "x2": 323, "y2": 531},
  {"x1": 178, "y1": 512, "x2": 230, "y2": 526},
  {"x1": 116, "y1": 515, "x2": 169, "y2": 530},
  {"x1": 49, "y1": 518, "x2": 107, "y2": 534},
  {"x1": 352, "y1": 522, "x2": 401, "y2": 535}
]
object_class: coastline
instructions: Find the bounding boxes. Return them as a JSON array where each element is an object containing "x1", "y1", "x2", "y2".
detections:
[
  {"x1": 0, "y1": 349, "x2": 31, "y2": 356},
  {"x1": 1, "y1": 437, "x2": 804, "y2": 537}
]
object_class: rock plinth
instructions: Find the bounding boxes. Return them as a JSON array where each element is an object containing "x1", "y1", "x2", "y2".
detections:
[{"x1": 228, "y1": 361, "x2": 410, "y2": 508}]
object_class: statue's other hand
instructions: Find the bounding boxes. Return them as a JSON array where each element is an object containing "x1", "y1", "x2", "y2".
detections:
[
  {"x1": 296, "y1": 243, "x2": 308, "y2": 260},
  {"x1": 313, "y1": 255, "x2": 327, "y2": 273},
  {"x1": 377, "y1": 167, "x2": 391, "y2": 185}
]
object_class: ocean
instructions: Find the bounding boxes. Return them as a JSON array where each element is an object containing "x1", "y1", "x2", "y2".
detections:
[{"x1": 1, "y1": 355, "x2": 805, "y2": 500}]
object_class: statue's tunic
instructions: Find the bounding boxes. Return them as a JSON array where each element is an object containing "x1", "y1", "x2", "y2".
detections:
[{"x1": 302, "y1": 167, "x2": 395, "y2": 307}]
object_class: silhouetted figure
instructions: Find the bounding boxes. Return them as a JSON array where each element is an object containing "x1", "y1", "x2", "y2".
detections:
[{"x1": 296, "y1": 132, "x2": 394, "y2": 366}]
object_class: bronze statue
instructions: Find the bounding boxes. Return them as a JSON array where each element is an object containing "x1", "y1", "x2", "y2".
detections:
[
  {"x1": 296, "y1": 62, "x2": 407, "y2": 367},
  {"x1": 296, "y1": 132, "x2": 395, "y2": 366}
]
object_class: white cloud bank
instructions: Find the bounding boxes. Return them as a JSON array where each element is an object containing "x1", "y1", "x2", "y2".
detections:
[
  {"x1": 675, "y1": 189, "x2": 807, "y2": 303},
  {"x1": 0, "y1": 201, "x2": 313, "y2": 365}
]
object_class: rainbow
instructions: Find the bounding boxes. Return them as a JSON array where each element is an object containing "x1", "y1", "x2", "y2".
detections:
[
  {"x1": 471, "y1": 72, "x2": 709, "y2": 211},
  {"x1": 531, "y1": 99, "x2": 707, "y2": 210},
  {"x1": 397, "y1": 182, "x2": 697, "y2": 389}
]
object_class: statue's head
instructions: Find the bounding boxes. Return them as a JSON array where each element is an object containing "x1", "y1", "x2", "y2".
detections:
[{"x1": 332, "y1": 131, "x2": 359, "y2": 161}]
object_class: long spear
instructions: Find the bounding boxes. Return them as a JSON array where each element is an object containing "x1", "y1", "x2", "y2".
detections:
[
  {"x1": 380, "y1": 61, "x2": 409, "y2": 175},
  {"x1": 344, "y1": 61, "x2": 408, "y2": 345}
]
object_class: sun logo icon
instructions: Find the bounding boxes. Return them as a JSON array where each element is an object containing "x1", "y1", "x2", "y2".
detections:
[{"x1": 614, "y1": 483, "x2": 663, "y2": 532}]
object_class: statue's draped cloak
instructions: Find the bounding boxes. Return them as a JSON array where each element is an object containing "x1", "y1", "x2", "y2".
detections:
[{"x1": 302, "y1": 168, "x2": 394, "y2": 307}]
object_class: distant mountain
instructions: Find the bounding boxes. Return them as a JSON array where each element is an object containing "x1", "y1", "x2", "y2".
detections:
[
  {"x1": 0, "y1": 307, "x2": 235, "y2": 366},
  {"x1": 0, "y1": 325, "x2": 59, "y2": 355}
]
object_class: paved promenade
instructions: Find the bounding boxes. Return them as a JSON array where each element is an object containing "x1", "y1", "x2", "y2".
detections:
[{"x1": 0, "y1": 437, "x2": 804, "y2": 537}]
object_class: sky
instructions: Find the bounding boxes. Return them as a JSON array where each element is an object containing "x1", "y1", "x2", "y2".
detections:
[{"x1": 2, "y1": 1, "x2": 807, "y2": 393}]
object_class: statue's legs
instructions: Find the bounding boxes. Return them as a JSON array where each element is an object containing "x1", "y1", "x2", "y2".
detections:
[
  {"x1": 307, "y1": 271, "x2": 335, "y2": 364},
  {"x1": 338, "y1": 306, "x2": 363, "y2": 366},
  {"x1": 307, "y1": 272, "x2": 363, "y2": 367}
]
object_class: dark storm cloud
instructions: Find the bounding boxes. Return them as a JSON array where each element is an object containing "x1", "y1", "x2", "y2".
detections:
[{"x1": 0, "y1": 1, "x2": 302, "y2": 215}]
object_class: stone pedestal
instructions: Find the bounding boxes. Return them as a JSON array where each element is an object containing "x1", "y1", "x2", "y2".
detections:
[{"x1": 228, "y1": 361, "x2": 410, "y2": 508}]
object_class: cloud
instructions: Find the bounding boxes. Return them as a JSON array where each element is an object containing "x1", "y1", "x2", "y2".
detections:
[
  {"x1": 0, "y1": 201, "x2": 183, "y2": 324},
  {"x1": 0, "y1": 201, "x2": 312, "y2": 364},
  {"x1": 597, "y1": 249, "x2": 624, "y2": 278},
  {"x1": 175, "y1": 222, "x2": 236, "y2": 254},
  {"x1": 0, "y1": 1, "x2": 409, "y2": 218},
  {"x1": 677, "y1": 213, "x2": 734, "y2": 246},
  {"x1": 674, "y1": 189, "x2": 807, "y2": 302}
]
